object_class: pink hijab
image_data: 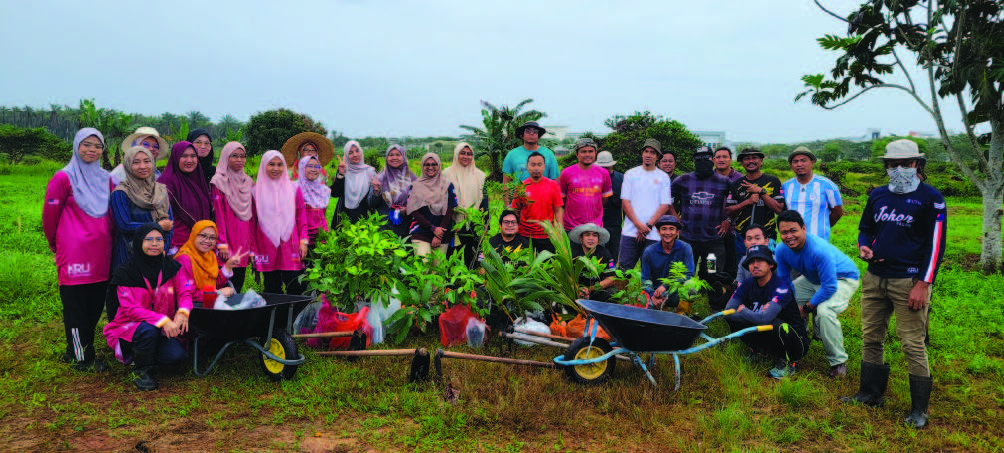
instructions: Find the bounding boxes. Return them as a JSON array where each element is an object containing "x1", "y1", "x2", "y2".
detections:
[
  {"x1": 211, "y1": 142, "x2": 254, "y2": 221},
  {"x1": 254, "y1": 150, "x2": 296, "y2": 247}
]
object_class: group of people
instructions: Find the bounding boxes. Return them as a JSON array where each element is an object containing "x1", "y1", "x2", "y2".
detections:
[{"x1": 43, "y1": 121, "x2": 945, "y2": 428}]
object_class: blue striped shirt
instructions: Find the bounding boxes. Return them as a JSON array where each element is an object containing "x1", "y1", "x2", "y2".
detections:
[{"x1": 782, "y1": 175, "x2": 842, "y2": 240}]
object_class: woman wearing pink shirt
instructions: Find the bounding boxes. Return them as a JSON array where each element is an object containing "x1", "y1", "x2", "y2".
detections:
[
  {"x1": 252, "y1": 151, "x2": 309, "y2": 295},
  {"x1": 103, "y1": 223, "x2": 194, "y2": 391},
  {"x1": 210, "y1": 142, "x2": 254, "y2": 292},
  {"x1": 296, "y1": 155, "x2": 331, "y2": 247},
  {"x1": 43, "y1": 128, "x2": 115, "y2": 372},
  {"x1": 158, "y1": 141, "x2": 213, "y2": 253}
]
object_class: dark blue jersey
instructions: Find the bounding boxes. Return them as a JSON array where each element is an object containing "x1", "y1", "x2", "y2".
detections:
[
  {"x1": 857, "y1": 183, "x2": 947, "y2": 283},
  {"x1": 726, "y1": 273, "x2": 806, "y2": 335}
]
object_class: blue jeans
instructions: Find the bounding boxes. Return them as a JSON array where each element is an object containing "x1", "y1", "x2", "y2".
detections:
[{"x1": 617, "y1": 236, "x2": 657, "y2": 270}]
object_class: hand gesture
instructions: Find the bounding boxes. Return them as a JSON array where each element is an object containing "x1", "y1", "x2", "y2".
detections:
[
  {"x1": 336, "y1": 155, "x2": 346, "y2": 176},
  {"x1": 370, "y1": 176, "x2": 381, "y2": 193},
  {"x1": 225, "y1": 247, "x2": 249, "y2": 271},
  {"x1": 158, "y1": 219, "x2": 174, "y2": 231}
]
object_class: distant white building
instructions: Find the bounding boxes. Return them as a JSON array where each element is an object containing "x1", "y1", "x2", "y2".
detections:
[
  {"x1": 541, "y1": 125, "x2": 569, "y2": 141},
  {"x1": 693, "y1": 130, "x2": 727, "y2": 149}
]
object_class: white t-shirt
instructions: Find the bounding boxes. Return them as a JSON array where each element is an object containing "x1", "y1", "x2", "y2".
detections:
[{"x1": 620, "y1": 166, "x2": 672, "y2": 241}]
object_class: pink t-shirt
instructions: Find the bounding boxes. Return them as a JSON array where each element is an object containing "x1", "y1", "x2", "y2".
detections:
[
  {"x1": 558, "y1": 165, "x2": 612, "y2": 231},
  {"x1": 211, "y1": 187, "x2": 253, "y2": 268},
  {"x1": 42, "y1": 172, "x2": 115, "y2": 286},
  {"x1": 251, "y1": 188, "x2": 309, "y2": 272}
]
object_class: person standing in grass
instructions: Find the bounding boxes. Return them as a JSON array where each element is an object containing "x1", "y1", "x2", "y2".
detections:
[
  {"x1": 43, "y1": 128, "x2": 115, "y2": 372},
  {"x1": 331, "y1": 140, "x2": 379, "y2": 227},
  {"x1": 511, "y1": 152, "x2": 563, "y2": 253},
  {"x1": 158, "y1": 141, "x2": 214, "y2": 254},
  {"x1": 595, "y1": 151, "x2": 624, "y2": 265},
  {"x1": 724, "y1": 148, "x2": 785, "y2": 249},
  {"x1": 110, "y1": 146, "x2": 174, "y2": 288},
  {"x1": 375, "y1": 144, "x2": 417, "y2": 238},
  {"x1": 282, "y1": 132, "x2": 333, "y2": 182},
  {"x1": 713, "y1": 146, "x2": 744, "y2": 279},
  {"x1": 782, "y1": 146, "x2": 844, "y2": 241},
  {"x1": 296, "y1": 155, "x2": 331, "y2": 248},
  {"x1": 671, "y1": 147, "x2": 731, "y2": 276},
  {"x1": 618, "y1": 139, "x2": 672, "y2": 269},
  {"x1": 210, "y1": 142, "x2": 254, "y2": 293},
  {"x1": 658, "y1": 149, "x2": 678, "y2": 182},
  {"x1": 443, "y1": 142, "x2": 487, "y2": 268},
  {"x1": 724, "y1": 245, "x2": 810, "y2": 380},
  {"x1": 187, "y1": 129, "x2": 216, "y2": 186},
  {"x1": 406, "y1": 153, "x2": 458, "y2": 258},
  {"x1": 559, "y1": 138, "x2": 613, "y2": 234},
  {"x1": 104, "y1": 223, "x2": 194, "y2": 391},
  {"x1": 502, "y1": 121, "x2": 559, "y2": 184},
  {"x1": 774, "y1": 209, "x2": 859, "y2": 379},
  {"x1": 252, "y1": 151, "x2": 309, "y2": 295},
  {"x1": 844, "y1": 139, "x2": 947, "y2": 430}
]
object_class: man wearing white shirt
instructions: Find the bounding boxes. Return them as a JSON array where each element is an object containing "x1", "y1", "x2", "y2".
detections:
[{"x1": 618, "y1": 138, "x2": 673, "y2": 269}]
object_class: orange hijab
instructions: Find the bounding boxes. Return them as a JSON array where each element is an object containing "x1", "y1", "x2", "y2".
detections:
[{"x1": 175, "y1": 220, "x2": 220, "y2": 291}]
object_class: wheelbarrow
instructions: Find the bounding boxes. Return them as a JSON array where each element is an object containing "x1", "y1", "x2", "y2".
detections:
[
  {"x1": 188, "y1": 293, "x2": 314, "y2": 381},
  {"x1": 553, "y1": 299, "x2": 772, "y2": 389}
]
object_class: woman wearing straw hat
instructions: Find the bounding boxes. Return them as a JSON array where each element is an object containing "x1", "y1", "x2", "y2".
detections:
[
  {"x1": 282, "y1": 132, "x2": 334, "y2": 182},
  {"x1": 569, "y1": 223, "x2": 617, "y2": 302},
  {"x1": 110, "y1": 127, "x2": 171, "y2": 185}
]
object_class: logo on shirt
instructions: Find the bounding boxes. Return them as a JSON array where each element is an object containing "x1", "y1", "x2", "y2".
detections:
[
  {"x1": 907, "y1": 198, "x2": 922, "y2": 205},
  {"x1": 874, "y1": 206, "x2": 914, "y2": 226},
  {"x1": 67, "y1": 263, "x2": 92, "y2": 277},
  {"x1": 690, "y1": 192, "x2": 717, "y2": 206},
  {"x1": 934, "y1": 202, "x2": 945, "y2": 209},
  {"x1": 47, "y1": 199, "x2": 60, "y2": 205},
  {"x1": 908, "y1": 267, "x2": 919, "y2": 274},
  {"x1": 776, "y1": 287, "x2": 788, "y2": 294}
]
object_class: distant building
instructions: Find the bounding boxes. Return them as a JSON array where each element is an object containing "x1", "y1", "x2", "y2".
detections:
[
  {"x1": 693, "y1": 130, "x2": 727, "y2": 149},
  {"x1": 541, "y1": 125, "x2": 569, "y2": 141}
]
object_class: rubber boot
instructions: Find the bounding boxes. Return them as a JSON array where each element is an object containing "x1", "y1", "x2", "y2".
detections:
[
  {"x1": 132, "y1": 349, "x2": 158, "y2": 391},
  {"x1": 840, "y1": 361, "x2": 890, "y2": 407},
  {"x1": 904, "y1": 374, "x2": 932, "y2": 429}
]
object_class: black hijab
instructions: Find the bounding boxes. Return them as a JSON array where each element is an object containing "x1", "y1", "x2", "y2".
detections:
[
  {"x1": 187, "y1": 129, "x2": 215, "y2": 186},
  {"x1": 110, "y1": 223, "x2": 182, "y2": 289}
]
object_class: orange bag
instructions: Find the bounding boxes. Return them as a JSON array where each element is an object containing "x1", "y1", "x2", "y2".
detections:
[
  {"x1": 565, "y1": 314, "x2": 609, "y2": 340},
  {"x1": 549, "y1": 314, "x2": 568, "y2": 337},
  {"x1": 310, "y1": 295, "x2": 373, "y2": 350}
]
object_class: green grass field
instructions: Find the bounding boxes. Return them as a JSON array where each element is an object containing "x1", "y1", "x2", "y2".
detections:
[{"x1": 0, "y1": 161, "x2": 1001, "y2": 452}]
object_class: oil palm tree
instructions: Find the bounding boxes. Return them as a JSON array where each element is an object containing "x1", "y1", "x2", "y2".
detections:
[{"x1": 459, "y1": 98, "x2": 545, "y2": 181}]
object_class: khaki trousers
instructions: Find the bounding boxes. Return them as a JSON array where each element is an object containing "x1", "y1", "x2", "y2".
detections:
[
  {"x1": 792, "y1": 276, "x2": 859, "y2": 366},
  {"x1": 860, "y1": 271, "x2": 931, "y2": 377}
]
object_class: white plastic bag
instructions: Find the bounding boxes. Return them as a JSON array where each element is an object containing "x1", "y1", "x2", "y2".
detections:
[
  {"x1": 466, "y1": 317, "x2": 487, "y2": 348},
  {"x1": 356, "y1": 297, "x2": 402, "y2": 345},
  {"x1": 217, "y1": 289, "x2": 267, "y2": 311},
  {"x1": 512, "y1": 316, "x2": 550, "y2": 347}
]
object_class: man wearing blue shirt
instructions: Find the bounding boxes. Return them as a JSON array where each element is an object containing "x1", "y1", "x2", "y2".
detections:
[
  {"x1": 640, "y1": 215, "x2": 694, "y2": 313},
  {"x1": 501, "y1": 121, "x2": 559, "y2": 184},
  {"x1": 782, "y1": 147, "x2": 844, "y2": 241},
  {"x1": 774, "y1": 210, "x2": 859, "y2": 378}
]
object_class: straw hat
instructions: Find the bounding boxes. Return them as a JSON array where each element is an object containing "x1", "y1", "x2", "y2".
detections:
[
  {"x1": 569, "y1": 223, "x2": 610, "y2": 245},
  {"x1": 281, "y1": 132, "x2": 334, "y2": 166},
  {"x1": 121, "y1": 127, "x2": 170, "y2": 161}
]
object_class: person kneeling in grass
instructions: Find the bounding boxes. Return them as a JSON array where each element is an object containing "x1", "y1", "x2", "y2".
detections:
[
  {"x1": 569, "y1": 223, "x2": 617, "y2": 302},
  {"x1": 724, "y1": 245, "x2": 810, "y2": 380},
  {"x1": 104, "y1": 223, "x2": 194, "y2": 391}
]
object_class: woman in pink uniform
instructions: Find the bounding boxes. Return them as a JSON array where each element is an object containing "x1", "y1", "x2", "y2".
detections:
[
  {"x1": 103, "y1": 223, "x2": 194, "y2": 391},
  {"x1": 174, "y1": 220, "x2": 247, "y2": 307},
  {"x1": 296, "y1": 155, "x2": 330, "y2": 247},
  {"x1": 210, "y1": 142, "x2": 254, "y2": 292},
  {"x1": 43, "y1": 128, "x2": 115, "y2": 372},
  {"x1": 252, "y1": 150, "x2": 309, "y2": 295},
  {"x1": 158, "y1": 141, "x2": 213, "y2": 253}
]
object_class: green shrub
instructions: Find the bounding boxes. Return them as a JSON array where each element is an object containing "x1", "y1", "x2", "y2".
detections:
[{"x1": 20, "y1": 155, "x2": 43, "y2": 166}]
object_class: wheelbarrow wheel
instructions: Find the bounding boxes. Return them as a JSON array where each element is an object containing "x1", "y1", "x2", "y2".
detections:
[
  {"x1": 563, "y1": 337, "x2": 615, "y2": 385},
  {"x1": 259, "y1": 329, "x2": 299, "y2": 381}
]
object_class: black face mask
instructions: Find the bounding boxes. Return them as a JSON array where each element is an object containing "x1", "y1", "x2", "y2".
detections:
[{"x1": 695, "y1": 159, "x2": 714, "y2": 178}]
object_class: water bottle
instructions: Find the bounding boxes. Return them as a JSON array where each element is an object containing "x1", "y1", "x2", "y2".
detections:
[
  {"x1": 202, "y1": 285, "x2": 217, "y2": 308},
  {"x1": 707, "y1": 253, "x2": 717, "y2": 274}
]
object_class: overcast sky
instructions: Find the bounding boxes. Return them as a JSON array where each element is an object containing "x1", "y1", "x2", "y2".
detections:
[{"x1": 0, "y1": 0, "x2": 962, "y2": 143}]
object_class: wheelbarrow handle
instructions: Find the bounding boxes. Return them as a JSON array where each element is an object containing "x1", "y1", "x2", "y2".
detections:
[
  {"x1": 757, "y1": 325, "x2": 773, "y2": 332},
  {"x1": 721, "y1": 309, "x2": 736, "y2": 316}
]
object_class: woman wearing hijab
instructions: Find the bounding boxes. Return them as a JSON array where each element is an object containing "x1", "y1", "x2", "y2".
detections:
[
  {"x1": 175, "y1": 220, "x2": 245, "y2": 307},
  {"x1": 406, "y1": 153, "x2": 458, "y2": 257},
  {"x1": 187, "y1": 128, "x2": 215, "y2": 185},
  {"x1": 104, "y1": 223, "x2": 193, "y2": 391},
  {"x1": 282, "y1": 132, "x2": 333, "y2": 182},
  {"x1": 158, "y1": 141, "x2": 213, "y2": 253},
  {"x1": 330, "y1": 140, "x2": 379, "y2": 227},
  {"x1": 110, "y1": 145, "x2": 174, "y2": 276},
  {"x1": 374, "y1": 144, "x2": 417, "y2": 237},
  {"x1": 296, "y1": 155, "x2": 331, "y2": 246},
  {"x1": 442, "y1": 142, "x2": 487, "y2": 268},
  {"x1": 110, "y1": 127, "x2": 170, "y2": 185},
  {"x1": 42, "y1": 128, "x2": 115, "y2": 372},
  {"x1": 252, "y1": 151, "x2": 309, "y2": 295},
  {"x1": 210, "y1": 142, "x2": 254, "y2": 292}
]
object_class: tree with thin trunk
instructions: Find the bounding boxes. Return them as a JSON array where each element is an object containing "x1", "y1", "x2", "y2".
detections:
[
  {"x1": 459, "y1": 99, "x2": 546, "y2": 182},
  {"x1": 797, "y1": 0, "x2": 1004, "y2": 273}
]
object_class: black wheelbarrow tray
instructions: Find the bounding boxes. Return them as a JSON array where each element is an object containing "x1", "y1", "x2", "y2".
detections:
[
  {"x1": 188, "y1": 293, "x2": 314, "y2": 380},
  {"x1": 552, "y1": 299, "x2": 772, "y2": 389}
]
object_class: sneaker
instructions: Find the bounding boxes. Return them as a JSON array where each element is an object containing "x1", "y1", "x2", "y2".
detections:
[
  {"x1": 830, "y1": 363, "x2": 847, "y2": 378},
  {"x1": 769, "y1": 362, "x2": 797, "y2": 380}
]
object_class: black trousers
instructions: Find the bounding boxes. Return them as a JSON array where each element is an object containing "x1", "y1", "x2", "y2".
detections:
[
  {"x1": 452, "y1": 231, "x2": 482, "y2": 269},
  {"x1": 727, "y1": 318, "x2": 810, "y2": 363},
  {"x1": 605, "y1": 227, "x2": 622, "y2": 267},
  {"x1": 263, "y1": 270, "x2": 306, "y2": 295},
  {"x1": 60, "y1": 281, "x2": 108, "y2": 363},
  {"x1": 230, "y1": 266, "x2": 248, "y2": 293},
  {"x1": 531, "y1": 237, "x2": 556, "y2": 254}
]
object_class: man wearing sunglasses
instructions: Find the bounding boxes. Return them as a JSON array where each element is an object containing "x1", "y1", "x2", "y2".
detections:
[{"x1": 502, "y1": 121, "x2": 559, "y2": 184}]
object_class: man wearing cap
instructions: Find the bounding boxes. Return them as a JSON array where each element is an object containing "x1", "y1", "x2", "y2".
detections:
[
  {"x1": 671, "y1": 147, "x2": 731, "y2": 276},
  {"x1": 502, "y1": 121, "x2": 559, "y2": 184},
  {"x1": 845, "y1": 139, "x2": 946, "y2": 430},
  {"x1": 595, "y1": 151, "x2": 624, "y2": 263},
  {"x1": 619, "y1": 139, "x2": 673, "y2": 269},
  {"x1": 658, "y1": 150, "x2": 678, "y2": 182},
  {"x1": 774, "y1": 209, "x2": 859, "y2": 379},
  {"x1": 569, "y1": 223, "x2": 617, "y2": 302},
  {"x1": 110, "y1": 127, "x2": 170, "y2": 185},
  {"x1": 782, "y1": 146, "x2": 844, "y2": 241},
  {"x1": 559, "y1": 139, "x2": 613, "y2": 233},
  {"x1": 724, "y1": 244, "x2": 810, "y2": 379},
  {"x1": 725, "y1": 148, "x2": 785, "y2": 247},
  {"x1": 512, "y1": 152, "x2": 563, "y2": 253},
  {"x1": 641, "y1": 215, "x2": 695, "y2": 311}
]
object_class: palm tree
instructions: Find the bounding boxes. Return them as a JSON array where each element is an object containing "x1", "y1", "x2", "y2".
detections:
[
  {"x1": 459, "y1": 98, "x2": 545, "y2": 181},
  {"x1": 185, "y1": 110, "x2": 211, "y2": 130}
]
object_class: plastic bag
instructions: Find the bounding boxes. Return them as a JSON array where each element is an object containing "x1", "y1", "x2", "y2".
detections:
[
  {"x1": 466, "y1": 318, "x2": 487, "y2": 348},
  {"x1": 214, "y1": 289, "x2": 266, "y2": 311},
  {"x1": 309, "y1": 294, "x2": 373, "y2": 350},
  {"x1": 549, "y1": 314, "x2": 568, "y2": 338},
  {"x1": 512, "y1": 316, "x2": 550, "y2": 347},
  {"x1": 439, "y1": 304, "x2": 480, "y2": 347},
  {"x1": 293, "y1": 301, "x2": 323, "y2": 335},
  {"x1": 565, "y1": 314, "x2": 610, "y2": 340},
  {"x1": 356, "y1": 297, "x2": 401, "y2": 345}
]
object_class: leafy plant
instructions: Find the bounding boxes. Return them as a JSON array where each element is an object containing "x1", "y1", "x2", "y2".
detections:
[
  {"x1": 608, "y1": 267, "x2": 646, "y2": 306},
  {"x1": 302, "y1": 212, "x2": 407, "y2": 312},
  {"x1": 479, "y1": 237, "x2": 541, "y2": 322},
  {"x1": 459, "y1": 99, "x2": 546, "y2": 181},
  {"x1": 508, "y1": 221, "x2": 604, "y2": 317},
  {"x1": 657, "y1": 261, "x2": 711, "y2": 302}
]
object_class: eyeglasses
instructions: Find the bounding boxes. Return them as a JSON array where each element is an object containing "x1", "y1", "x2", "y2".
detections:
[
  {"x1": 141, "y1": 142, "x2": 161, "y2": 150},
  {"x1": 306, "y1": 164, "x2": 322, "y2": 169},
  {"x1": 196, "y1": 233, "x2": 218, "y2": 242},
  {"x1": 193, "y1": 140, "x2": 212, "y2": 147},
  {"x1": 501, "y1": 220, "x2": 518, "y2": 226},
  {"x1": 229, "y1": 153, "x2": 247, "y2": 159},
  {"x1": 523, "y1": 129, "x2": 539, "y2": 135},
  {"x1": 143, "y1": 236, "x2": 164, "y2": 243},
  {"x1": 423, "y1": 163, "x2": 439, "y2": 167}
]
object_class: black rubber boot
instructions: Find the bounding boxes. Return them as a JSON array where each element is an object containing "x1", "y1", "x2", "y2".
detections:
[
  {"x1": 132, "y1": 350, "x2": 158, "y2": 391},
  {"x1": 840, "y1": 361, "x2": 890, "y2": 407},
  {"x1": 904, "y1": 374, "x2": 932, "y2": 429}
]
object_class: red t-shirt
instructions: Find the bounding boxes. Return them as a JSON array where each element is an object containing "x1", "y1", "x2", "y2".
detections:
[{"x1": 513, "y1": 177, "x2": 563, "y2": 239}]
